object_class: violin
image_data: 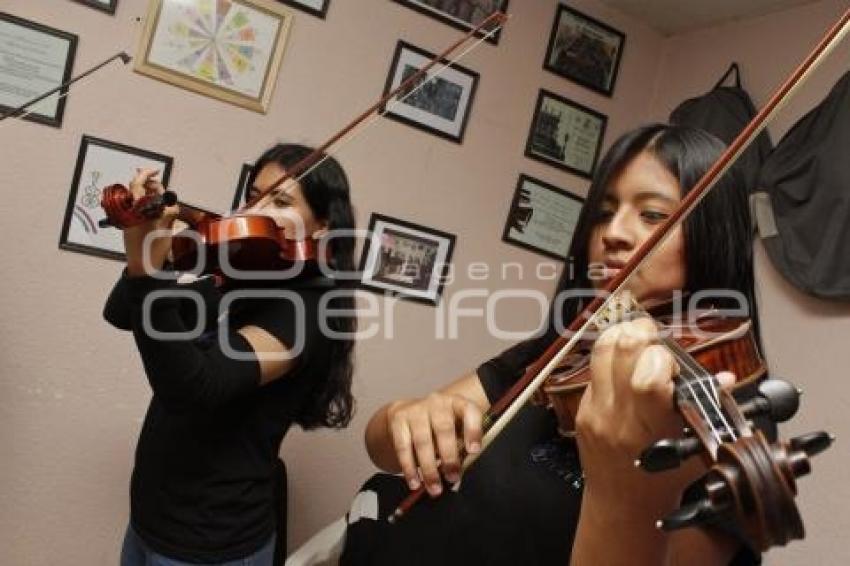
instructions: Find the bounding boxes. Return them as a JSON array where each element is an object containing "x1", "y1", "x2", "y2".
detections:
[{"x1": 99, "y1": 182, "x2": 327, "y2": 277}]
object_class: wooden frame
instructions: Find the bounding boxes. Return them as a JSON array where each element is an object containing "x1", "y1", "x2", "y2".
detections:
[
  {"x1": 277, "y1": 0, "x2": 329, "y2": 19},
  {"x1": 502, "y1": 174, "x2": 584, "y2": 261},
  {"x1": 0, "y1": 13, "x2": 78, "y2": 127},
  {"x1": 134, "y1": 0, "x2": 294, "y2": 113},
  {"x1": 393, "y1": 0, "x2": 509, "y2": 45},
  {"x1": 543, "y1": 4, "x2": 625, "y2": 97},
  {"x1": 381, "y1": 40, "x2": 479, "y2": 144},
  {"x1": 359, "y1": 213, "x2": 456, "y2": 306},
  {"x1": 59, "y1": 135, "x2": 173, "y2": 261},
  {"x1": 524, "y1": 89, "x2": 607, "y2": 179},
  {"x1": 71, "y1": 0, "x2": 119, "y2": 15}
]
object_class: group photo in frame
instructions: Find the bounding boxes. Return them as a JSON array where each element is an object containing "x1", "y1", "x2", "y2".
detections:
[
  {"x1": 359, "y1": 213, "x2": 456, "y2": 306},
  {"x1": 277, "y1": 0, "x2": 329, "y2": 19},
  {"x1": 525, "y1": 89, "x2": 607, "y2": 179},
  {"x1": 59, "y1": 135, "x2": 173, "y2": 261},
  {"x1": 393, "y1": 0, "x2": 509, "y2": 44},
  {"x1": 382, "y1": 40, "x2": 479, "y2": 143},
  {"x1": 134, "y1": 0, "x2": 294, "y2": 113},
  {"x1": 0, "y1": 13, "x2": 77, "y2": 127},
  {"x1": 502, "y1": 174, "x2": 584, "y2": 261},
  {"x1": 543, "y1": 4, "x2": 625, "y2": 97},
  {"x1": 71, "y1": 0, "x2": 119, "y2": 14}
]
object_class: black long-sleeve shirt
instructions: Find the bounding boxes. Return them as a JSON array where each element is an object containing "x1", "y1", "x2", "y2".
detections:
[{"x1": 105, "y1": 272, "x2": 332, "y2": 562}]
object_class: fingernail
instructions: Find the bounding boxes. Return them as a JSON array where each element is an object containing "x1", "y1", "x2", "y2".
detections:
[
  {"x1": 428, "y1": 484, "x2": 442, "y2": 497},
  {"x1": 408, "y1": 478, "x2": 420, "y2": 490}
]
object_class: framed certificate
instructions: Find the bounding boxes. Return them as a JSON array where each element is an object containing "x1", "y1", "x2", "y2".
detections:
[
  {"x1": 135, "y1": 0, "x2": 294, "y2": 113},
  {"x1": 277, "y1": 0, "x2": 330, "y2": 19},
  {"x1": 502, "y1": 174, "x2": 584, "y2": 261},
  {"x1": 59, "y1": 136, "x2": 173, "y2": 261},
  {"x1": 525, "y1": 89, "x2": 607, "y2": 179},
  {"x1": 71, "y1": 0, "x2": 119, "y2": 15},
  {"x1": 0, "y1": 13, "x2": 78, "y2": 127}
]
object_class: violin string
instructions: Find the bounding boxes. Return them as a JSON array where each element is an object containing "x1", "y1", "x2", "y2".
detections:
[
  {"x1": 662, "y1": 336, "x2": 737, "y2": 443},
  {"x1": 283, "y1": 20, "x2": 505, "y2": 195}
]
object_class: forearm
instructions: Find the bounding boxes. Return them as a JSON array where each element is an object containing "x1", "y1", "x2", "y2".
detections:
[{"x1": 365, "y1": 401, "x2": 405, "y2": 472}]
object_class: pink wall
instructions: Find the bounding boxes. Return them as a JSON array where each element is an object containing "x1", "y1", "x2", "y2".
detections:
[{"x1": 0, "y1": 0, "x2": 846, "y2": 563}]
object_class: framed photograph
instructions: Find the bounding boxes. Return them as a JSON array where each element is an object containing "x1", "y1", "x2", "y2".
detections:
[
  {"x1": 502, "y1": 174, "x2": 584, "y2": 261},
  {"x1": 393, "y1": 0, "x2": 509, "y2": 45},
  {"x1": 231, "y1": 163, "x2": 254, "y2": 210},
  {"x1": 71, "y1": 0, "x2": 118, "y2": 15},
  {"x1": 277, "y1": 0, "x2": 329, "y2": 19},
  {"x1": 0, "y1": 13, "x2": 77, "y2": 127},
  {"x1": 359, "y1": 213, "x2": 456, "y2": 306},
  {"x1": 382, "y1": 40, "x2": 479, "y2": 143},
  {"x1": 134, "y1": 0, "x2": 294, "y2": 113},
  {"x1": 59, "y1": 136, "x2": 173, "y2": 261},
  {"x1": 525, "y1": 89, "x2": 607, "y2": 179},
  {"x1": 543, "y1": 4, "x2": 625, "y2": 97}
]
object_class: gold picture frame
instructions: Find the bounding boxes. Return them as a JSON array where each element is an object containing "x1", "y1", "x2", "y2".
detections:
[{"x1": 135, "y1": 0, "x2": 293, "y2": 113}]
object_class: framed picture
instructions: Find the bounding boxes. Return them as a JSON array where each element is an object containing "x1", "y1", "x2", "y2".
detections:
[
  {"x1": 71, "y1": 0, "x2": 118, "y2": 15},
  {"x1": 382, "y1": 40, "x2": 479, "y2": 143},
  {"x1": 543, "y1": 4, "x2": 625, "y2": 97},
  {"x1": 359, "y1": 213, "x2": 456, "y2": 306},
  {"x1": 502, "y1": 174, "x2": 584, "y2": 261},
  {"x1": 393, "y1": 0, "x2": 509, "y2": 45},
  {"x1": 0, "y1": 13, "x2": 77, "y2": 127},
  {"x1": 134, "y1": 0, "x2": 294, "y2": 113},
  {"x1": 277, "y1": 0, "x2": 329, "y2": 19},
  {"x1": 231, "y1": 163, "x2": 254, "y2": 210},
  {"x1": 524, "y1": 89, "x2": 607, "y2": 179},
  {"x1": 59, "y1": 136, "x2": 173, "y2": 261}
]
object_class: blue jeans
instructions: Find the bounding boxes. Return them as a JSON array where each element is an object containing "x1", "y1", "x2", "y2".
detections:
[{"x1": 120, "y1": 525, "x2": 276, "y2": 566}]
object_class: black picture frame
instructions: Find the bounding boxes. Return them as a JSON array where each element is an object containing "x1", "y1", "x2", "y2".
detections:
[
  {"x1": 0, "y1": 13, "x2": 78, "y2": 127},
  {"x1": 59, "y1": 136, "x2": 173, "y2": 261},
  {"x1": 543, "y1": 4, "x2": 625, "y2": 97},
  {"x1": 392, "y1": 0, "x2": 509, "y2": 45},
  {"x1": 524, "y1": 89, "x2": 607, "y2": 179},
  {"x1": 502, "y1": 174, "x2": 584, "y2": 261},
  {"x1": 231, "y1": 163, "x2": 254, "y2": 211},
  {"x1": 359, "y1": 213, "x2": 456, "y2": 306},
  {"x1": 382, "y1": 40, "x2": 479, "y2": 144},
  {"x1": 71, "y1": 0, "x2": 119, "y2": 15},
  {"x1": 277, "y1": 0, "x2": 329, "y2": 19}
]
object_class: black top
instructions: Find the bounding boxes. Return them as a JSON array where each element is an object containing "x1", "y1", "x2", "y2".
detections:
[
  {"x1": 104, "y1": 273, "x2": 332, "y2": 562},
  {"x1": 341, "y1": 338, "x2": 760, "y2": 566}
]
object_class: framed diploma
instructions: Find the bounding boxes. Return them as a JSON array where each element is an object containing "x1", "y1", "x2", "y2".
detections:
[
  {"x1": 502, "y1": 174, "x2": 584, "y2": 261},
  {"x1": 277, "y1": 0, "x2": 330, "y2": 19},
  {"x1": 0, "y1": 13, "x2": 78, "y2": 127},
  {"x1": 135, "y1": 0, "x2": 294, "y2": 113},
  {"x1": 59, "y1": 135, "x2": 173, "y2": 261},
  {"x1": 524, "y1": 89, "x2": 607, "y2": 179}
]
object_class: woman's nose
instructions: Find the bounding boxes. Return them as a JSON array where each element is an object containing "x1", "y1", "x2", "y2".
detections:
[{"x1": 601, "y1": 210, "x2": 636, "y2": 251}]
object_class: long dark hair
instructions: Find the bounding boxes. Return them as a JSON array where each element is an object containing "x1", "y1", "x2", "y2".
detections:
[
  {"x1": 519, "y1": 123, "x2": 759, "y2": 360},
  {"x1": 249, "y1": 143, "x2": 356, "y2": 429}
]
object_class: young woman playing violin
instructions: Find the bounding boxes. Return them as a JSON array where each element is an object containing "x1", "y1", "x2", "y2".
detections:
[
  {"x1": 104, "y1": 144, "x2": 357, "y2": 565},
  {"x1": 344, "y1": 124, "x2": 766, "y2": 565}
]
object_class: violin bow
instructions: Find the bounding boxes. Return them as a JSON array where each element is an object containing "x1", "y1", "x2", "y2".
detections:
[
  {"x1": 238, "y1": 10, "x2": 510, "y2": 212},
  {"x1": 390, "y1": 7, "x2": 850, "y2": 522}
]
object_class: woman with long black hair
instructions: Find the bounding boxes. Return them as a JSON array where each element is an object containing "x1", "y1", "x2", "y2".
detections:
[
  {"x1": 345, "y1": 124, "x2": 765, "y2": 565},
  {"x1": 106, "y1": 144, "x2": 357, "y2": 565}
]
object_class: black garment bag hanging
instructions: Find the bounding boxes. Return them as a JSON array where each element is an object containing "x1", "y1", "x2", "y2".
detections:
[
  {"x1": 669, "y1": 63, "x2": 774, "y2": 195},
  {"x1": 753, "y1": 70, "x2": 850, "y2": 300}
]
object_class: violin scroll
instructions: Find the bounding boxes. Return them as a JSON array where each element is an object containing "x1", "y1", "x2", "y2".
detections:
[{"x1": 99, "y1": 183, "x2": 177, "y2": 229}]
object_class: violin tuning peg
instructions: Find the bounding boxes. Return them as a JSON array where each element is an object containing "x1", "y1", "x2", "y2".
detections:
[
  {"x1": 790, "y1": 431, "x2": 834, "y2": 458},
  {"x1": 740, "y1": 379, "x2": 800, "y2": 423},
  {"x1": 657, "y1": 498, "x2": 726, "y2": 531},
  {"x1": 636, "y1": 436, "x2": 702, "y2": 472}
]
